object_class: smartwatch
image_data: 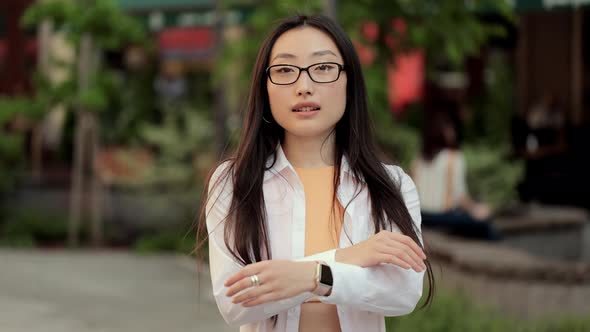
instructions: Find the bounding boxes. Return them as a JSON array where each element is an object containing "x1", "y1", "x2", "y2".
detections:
[{"x1": 312, "y1": 262, "x2": 333, "y2": 296}]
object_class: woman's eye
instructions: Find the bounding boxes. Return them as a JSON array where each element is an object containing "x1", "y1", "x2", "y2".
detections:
[
  {"x1": 275, "y1": 67, "x2": 295, "y2": 73},
  {"x1": 315, "y1": 64, "x2": 334, "y2": 71}
]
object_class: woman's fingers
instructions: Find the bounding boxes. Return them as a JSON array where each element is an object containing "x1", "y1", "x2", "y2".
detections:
[
  {"x1": 225, "y1": 261, "x2": 266, "y2": 287},
  {"x1": 390, "y1": 232, "x2": 426, "y2": 260},
  {"x1": 389, "y1": 247, "x2": 424, "y2": 272},
  {"x1": 380, "y1": 253, "x2": 411, "y2": 270},
  {"x1": 390, "y1": 243, "x2": 426, "y2": 271},
  {"x1": 242, "y1": 290, "x2": 283, "y2": 307},
  {"x1": 226, "y1": 277, "x2": 253, "y2": 297},
  {"x1": 225, "y1": 269, "x2": 250, "y2": 288},
  {"x1": 377, "y1": 240, "x2": 425, "y2": 271},
  {"x1": 232, "y1": 282, "x2": 272, "y2": 304}
]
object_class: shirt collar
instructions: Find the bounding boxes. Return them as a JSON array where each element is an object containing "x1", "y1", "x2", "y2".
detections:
[{"x1": 263, "y1": 143, "x2": 353, "y2": 182}]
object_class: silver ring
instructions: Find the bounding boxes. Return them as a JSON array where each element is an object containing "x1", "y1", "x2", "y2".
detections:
[{"x1": 250, "y1": 274, "x2": 260, "y2": 287}]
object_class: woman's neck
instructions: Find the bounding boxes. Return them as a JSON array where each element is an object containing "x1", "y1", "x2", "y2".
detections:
[{"x1": 282, "y1": 131, "x2": 335, "y2": 169}]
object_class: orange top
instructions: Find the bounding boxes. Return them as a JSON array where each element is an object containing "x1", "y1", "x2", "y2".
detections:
[
  {"x1": 295, "y1": 166, "x2": 344, "y2": 330},
  {"x1": 294, "y1": 166, "x2": 344, "y2": 257}
]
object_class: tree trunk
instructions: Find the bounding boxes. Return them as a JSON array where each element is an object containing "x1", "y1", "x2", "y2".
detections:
[
  {"x1": 68, "y1": 33, "x2": 96, "y2": 247},
  {"x1": 89, "y1": 114, "x2": 103, "y2": 247},
  {"x1": 31, "y1": 20, "x2": 53, "y2": 181},
  {"x1": 68, "y1": 111, "x2": 88, "y2": 247}
]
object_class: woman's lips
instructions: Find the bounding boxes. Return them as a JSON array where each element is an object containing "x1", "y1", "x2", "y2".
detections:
[
  {"x1": 291, "y1": 102, "x2": 321, "y2": 117},
  {"x1": 292, "y1": 106, "x2": 320, "y2": 113},
  {"x1": 292, "y1": 108, "x2": 320, "y2": 117}
]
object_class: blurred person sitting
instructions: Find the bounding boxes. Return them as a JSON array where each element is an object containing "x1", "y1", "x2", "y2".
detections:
[
  {"x1": 412, "y1": 102, "x2": 500, "y2": 240},
  {"x1": 513, "y1": 92, "x2": 571, "y2": 205},
  {"x1": 524, "y1": 92, "x2": 567, "y2": 158}
]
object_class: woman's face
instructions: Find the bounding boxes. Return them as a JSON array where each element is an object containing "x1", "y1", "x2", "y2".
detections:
[{"x1": 267, "y1": 26, "x2": 347, "y2": 139}]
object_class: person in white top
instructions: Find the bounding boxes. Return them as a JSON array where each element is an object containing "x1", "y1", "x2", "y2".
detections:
[
  {"x1": 412, "y1": 104, "x2": 499, "y2": 240},
  {"x1": 198, "y1": 15, "x2": 434, "y2": 332}
]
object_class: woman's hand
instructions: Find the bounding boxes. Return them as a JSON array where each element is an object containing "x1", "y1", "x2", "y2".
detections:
[
  {"x1": 225, "y1": 260, "x2": 317, "y2": 307},
  {"x1": 335, "y1": 230, "x2": 426, "y2": 272},
  {"x1": 470, "y1": 202, "x2": 491, "y2": 221}
]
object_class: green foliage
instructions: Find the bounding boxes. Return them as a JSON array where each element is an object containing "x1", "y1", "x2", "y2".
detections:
[
  {"x1": 375, "y1": 120, "x2": 419, "y2": 170},
  {"x1": 386, "y1": 289, "x2": 590, "y2": 332},
  {"x1": 102, "y1": 68, "x2": 159, "y2": 144},
  {"x1": 0, "y1": 235, "x2": 36, "y2": 248},
  {"x1": 530, "y1": 318, "x2": 590, "y2": 332},
  {"x1": 339, "y1": 0, "x2": 513, "y2": 70},
  {"x1": 0, "y1": 97, "x2": 45, "y2": 121},
  {"x1": 0, "y1": 210, "x2": 69, "y2": 247},
  {"x1": 0, "y1": 134, "x2": 24, "y2": 190},
  {"x1": 133, "y1": 230, "x2": 196, "y2": 254},
  {"x1": 0, "y1": 135, "x2": 24, "y2": 165},
  {"x1": 387, "y1": 290, "x2": 516, "y2": 332},
  {"x1": 75, "y1": 71, "x2": 122, "y2": 112},
  {"x1": 0, "y1": 97, "x2": 43, "y2": 191},
  {"x1": 21, "y1": 0, "x2": 77, "y2": 28},
  {"x1": 138, "y1": 105, "x2": 214, "y2": 187},
  {"x1": 463, "y1": 144, "x2": 523, "y2": 209},
  {"x1": 22, "y1": 0, "x2": 145, "y2": 50},
  {"x1": 465, "y1": 51, "x2": 515, "y2": 146},
  {"x1": 20, "y1": 0, "x2": 148, "y2": 119}
]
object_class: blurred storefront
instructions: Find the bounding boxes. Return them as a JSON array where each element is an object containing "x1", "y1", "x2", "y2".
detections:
[
  {"x1": 515, "y1": 0, "x2": 589, "y2": 126},
  {"x1": 118, "y1": 0, "x2": 248, "y2": 61},
  {"x1": 513, "y1": 1, "x2": 590, "y2": 209}
]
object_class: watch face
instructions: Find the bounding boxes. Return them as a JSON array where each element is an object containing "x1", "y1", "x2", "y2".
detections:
[{"x1": 320, "y1": 264, "x2": 333, "y2": 286}]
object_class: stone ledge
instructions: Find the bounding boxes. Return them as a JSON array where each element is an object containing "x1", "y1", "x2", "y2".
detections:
[
  {"x1": 424, "y1": 230, "x2": 590, "y2": 283},
  {"x1": 494, "y1": 205, "x2": 589, "y2": 234}
]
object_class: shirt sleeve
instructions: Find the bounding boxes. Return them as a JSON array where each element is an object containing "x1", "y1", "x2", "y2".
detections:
[
  {"x1": 317, "y1": 166, "x2": 425, "y2": 316},
  {"x1": 206, "y1": 162, "x2": 337, "y2": 327}
]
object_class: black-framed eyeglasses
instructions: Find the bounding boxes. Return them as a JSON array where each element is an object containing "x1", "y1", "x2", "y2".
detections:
[{"x1": 266, "y1": 62, "x2": 345, "y2": 85}]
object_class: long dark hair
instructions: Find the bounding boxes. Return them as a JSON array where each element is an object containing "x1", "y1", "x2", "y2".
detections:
[
  {"x1": 198, "y1": 14, "x2": 434, "y2": 308},
  {"x1": 421, "y1": 99, "x2": 461, "y2": 161}
]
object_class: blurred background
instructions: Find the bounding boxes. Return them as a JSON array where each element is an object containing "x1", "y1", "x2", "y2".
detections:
[{"x1": 0, "y1": 0, "x2": 589, "y2": 331}]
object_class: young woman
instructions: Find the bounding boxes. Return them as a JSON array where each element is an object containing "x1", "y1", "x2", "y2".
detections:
[
  {"x1": 412, "y1": 103, "x2": 499, "y2": 240},
  {"x1": 200, "y1": 14, "x2": 434, "y2": 332}
]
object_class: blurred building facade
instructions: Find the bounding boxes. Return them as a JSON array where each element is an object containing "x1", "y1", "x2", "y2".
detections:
[{"x1": 513, "y1": 1, "x2": 590, "y2": 210}]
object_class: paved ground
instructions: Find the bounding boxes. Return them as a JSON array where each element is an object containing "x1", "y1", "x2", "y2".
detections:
[{"x1": 0, "y1": 249, "x2": 234, "y2": 332}]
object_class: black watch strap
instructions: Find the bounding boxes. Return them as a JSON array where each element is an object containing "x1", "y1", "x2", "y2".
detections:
[
  {"x1": 320, "y1": 263, "x2": 333, "y2": 287},
  {"x1": 313, "y1": 262, "x2": 333, "y2": 296}
]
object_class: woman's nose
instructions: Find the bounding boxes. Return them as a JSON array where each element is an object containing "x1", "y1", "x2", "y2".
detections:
[{"x1": 295, "y1": 70, "x2": 314, "y2": 96}]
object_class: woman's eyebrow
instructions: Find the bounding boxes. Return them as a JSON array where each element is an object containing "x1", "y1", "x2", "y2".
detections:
[
  {"x1": 311, "y1": 50, "x2": 338, "y2": 57},
  {"x1": 271, "y1": 53, "x2": 296, "y2": 63},
  {"x1": 270, "y1": 50, "x2": 338, "y2": 63}
]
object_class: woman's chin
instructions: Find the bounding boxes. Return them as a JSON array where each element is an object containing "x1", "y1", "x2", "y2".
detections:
[{"x1": 283, "y1": 124, "x2": 335, "y2": 139}]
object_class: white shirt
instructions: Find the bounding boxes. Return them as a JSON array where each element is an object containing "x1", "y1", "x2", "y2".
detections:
[
  {"x1": 413, "y1": 149, "x2": 467, "y2": 213},
  {"x1": 206, "y1": 145, "x2": 424, "y2": 332}
]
